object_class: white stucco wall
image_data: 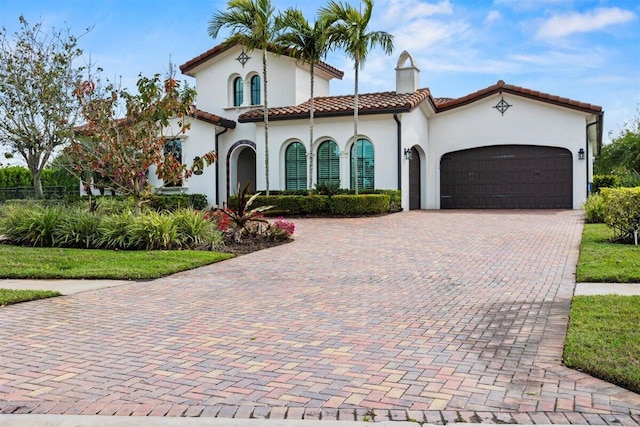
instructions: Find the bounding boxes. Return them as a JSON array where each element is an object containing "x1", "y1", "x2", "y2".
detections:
[
  {"x1": 400, "y1": 109, "x2": 429, "y2": 209},
  {"x1": 427, "y1": 94, "x2": 593, "y2": 209},
  {"x1": 190, "y1": 45, "x2": 333, "y2": 121},
  {"x1": 253, "y1": 114, "x2": 400, "y2": 195}
]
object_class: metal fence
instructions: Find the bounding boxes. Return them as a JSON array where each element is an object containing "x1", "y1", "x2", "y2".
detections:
[{"x1": 0, "y1": 186, "x2": 78, "y2": 202}]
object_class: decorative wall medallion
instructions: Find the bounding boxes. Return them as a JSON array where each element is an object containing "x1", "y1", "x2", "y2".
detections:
[
  {"x1": 236, "y1": 50, "x2": 250, "y2": 67},
  {"x1": 493, "y1": 97, "x2": 512, "y2": 116}
]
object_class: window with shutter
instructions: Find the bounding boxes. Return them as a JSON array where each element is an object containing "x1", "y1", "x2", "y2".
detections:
[
  {"x1": 285, "y1": 142, "x2": 307, "y2": 190},
  {"x1": 317, "y1": 140, "x2": 340, "y2": 185},
  {"x1": 251, "y1": 75, "x2": 261, "y2": 105},
  {"x1": 350, "y1": 139, "x2": 374, "y2": 190},
  {"x1": 233, "y1": 77, "x2": 243, "y2": 106}
]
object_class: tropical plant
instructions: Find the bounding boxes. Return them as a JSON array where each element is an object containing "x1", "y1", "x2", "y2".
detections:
[
  {"x1": 596, "y1": 109, "x2": 640, "y2": 183},
  {"x1": 276, "y1": 8, "x2": 334, "y2": 191},
  {"x1": 0, "y1": 16, "x2": 88, "y2": 198},
  {"x1": 220, "y1": 182, "x2": 274, "y2": 242},
  {"x1": 320, "y1": 0, "x2": 393, "y2": 194},
  {"x1": 209, "y1": 0, "x2": 278, "y2": 195}
]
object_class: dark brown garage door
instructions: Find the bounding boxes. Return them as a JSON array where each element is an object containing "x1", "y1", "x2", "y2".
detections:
[{"x1": 440, "y1": 145, "x2": 572, "y2": 209}]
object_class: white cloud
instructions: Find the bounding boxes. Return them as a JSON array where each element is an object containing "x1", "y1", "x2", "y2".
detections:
[
  {"x1": 485, "y1": 10, "x2": 502, "y2": 25},
  {"x1": 536, "y1": 7, "x2": 636, "y2": 39},
  {"x1": 382, "y1": 0, "x2": 453, "y2": 22},
  {"x1": 493, "y1": 0, "x2": 569, "y2": 12}
]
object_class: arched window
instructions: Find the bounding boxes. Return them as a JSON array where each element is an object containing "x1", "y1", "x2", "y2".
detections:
[
  {"x1": 350, "y1": 139, "x2": 374, "y2": 190},
  {"x1": 285, "y1": 142, "x2": 307, "y2": 190},
  {"x1": 317, "y1": 140, "x2": 340, "y2": 185},
  {"x1": 251, "y1": 75, "x2": 261, "y2": 105},
  {"x1": 233, "y1": 77, "x2": 243, "y2": 106}
]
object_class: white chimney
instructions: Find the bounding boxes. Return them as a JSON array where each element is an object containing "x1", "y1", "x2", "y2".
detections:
[{"x1": 395, "y1": 51, "x2": 420, "y2": 94}]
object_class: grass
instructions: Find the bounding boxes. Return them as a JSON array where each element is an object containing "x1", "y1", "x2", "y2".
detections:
[
  {"x1": 577, "y1": 223, "x2": 640, "y2": 283},
  {"x1": 564, "y1": 295, "x2": 640, "y2": 394},
  {"x1": 0, "y1": 244, "x2": 234, "y2": 280},
  {"x1": 0, "y1": 288, "x2": 61, "y2": 306}
]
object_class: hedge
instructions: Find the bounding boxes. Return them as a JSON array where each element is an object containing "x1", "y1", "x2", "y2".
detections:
[
  {"x1": 148, "y1": 194, "x2": 208, "y2": 211},
  {"x1": 600, "y1": 187, "x2": 640, "y2": 242},
  {"x1": 592, "y1": 174, "x2": 619, "y2": 193},
  {"x1": 233, "y1": 193, "x2": 392, "y2": 216},
  {"x1": 328, "y1": 194, "x2": 390, "y2": 215}
]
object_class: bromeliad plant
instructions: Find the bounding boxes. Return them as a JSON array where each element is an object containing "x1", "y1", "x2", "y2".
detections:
[{"x1": 212, "y1": 182, "x2": 275, "y2": 242}]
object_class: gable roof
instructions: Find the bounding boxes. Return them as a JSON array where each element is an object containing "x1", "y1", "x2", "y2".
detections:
[
  {"x1": 238, "y1": 89, "x2": 432, "y2": 122},
  {"x1": 180, "y1": 42, "x2": 344, "y2": 80},
  {"x1": 437, "y1": 80, "x2": 602, "y2": 114}
]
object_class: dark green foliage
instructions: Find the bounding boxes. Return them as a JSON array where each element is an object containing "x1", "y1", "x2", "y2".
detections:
[
  {"x1": 0, "y1": 166, "x2": 32, "y2": 187},
  {"x1": 0, "y1": 166, "x2": 78, "y2": 202},
  {"x1": 237, "y1": 189, "x2": 401, "y2": 216},
  {"x1": 148, "y1": 193, "x2": 208, "y2": 212},
  {"x1": 314, "y1": 180, "x2": 341, "y2": 197},
  {"x1": 328, "y1": 194, "x2": 390, "y2": 215},
  {"x1": 592, "y1": 174, "x2": 619, "y2": 193}
]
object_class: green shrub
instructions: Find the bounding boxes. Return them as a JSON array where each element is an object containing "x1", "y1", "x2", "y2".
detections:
[
  {"x1": 0, "y1": 204, "x2": 61, "y2": 246},
  {"x1": 601, "y1": 187, "x2": 640, "y2": 242},
  {"x1": 173, "y1": 209, "x2": 222, "y2": 249},
  {"x1": 96, "y1": 212, "x2": 136, "y2": 250},
  {"x1": 314, "y1": 181, "x2": 342, "y2": 197},
  {"x1": 244, "y1": 195, "x2": 329, "y2": 216},
  {"x1": 127, "y1": 211, "x2": 178, "y2": 250},
  {"x1": 147, "y1": 193, "x2": 208, "y2": 212},
  {"x1": 583, "y1": 193, "x2": 606, "y2": 224},
  {"x1": 329, "y1": 194, "x2": 390, "y2": 215},
  {"x1": 52, "y1": 208, "x2": 101, "y2": 248},
  {"x1": 592, "y1": 174, "x2": 619, "y2": 193}
]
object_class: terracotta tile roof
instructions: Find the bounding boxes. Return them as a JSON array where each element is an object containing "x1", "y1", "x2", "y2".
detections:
[
  {"x1": 437, "y1": 80, "x2": 602, "y2": 114},
  {"x1": 191, "y1": 107, "x2": 236, "y2": 129},
  {"x1": 238, "y1": 88, "x2": 431, "y2": 122},
  {"x1": 180, "y1": 42, "x2": 344, "y2": 80}
]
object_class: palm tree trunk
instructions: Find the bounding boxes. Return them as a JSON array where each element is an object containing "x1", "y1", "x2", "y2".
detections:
[
  {"x1": 263, "y1": 49, "x2": 270, "y2": 196},
  {"x1": 353, "y1": 61, "x2": 359, "y2": 195},
  {"x1": 309, "y1": 63, "x2": 315, "y2": 192}
]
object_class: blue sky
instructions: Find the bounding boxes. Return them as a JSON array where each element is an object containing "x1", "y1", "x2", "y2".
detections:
[{"x1": 1, "y1": 0, "x2": 639, "y2": 143}]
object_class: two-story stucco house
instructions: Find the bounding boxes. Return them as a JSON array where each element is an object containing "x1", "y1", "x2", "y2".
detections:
[{"x1": 153, "y1": 42, "x2": 603, "y2": 211}]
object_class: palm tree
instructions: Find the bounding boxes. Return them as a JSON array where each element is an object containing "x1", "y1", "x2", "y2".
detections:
[
  {"x1": 276, "y1": 8, "x2": 333, "y2": 191},
  {"x1": 320, "y1": 0, "x2": 393, "y2": 194},
  {"x1": 208, "y1": 0, "x2": 277, "y2": 195}
]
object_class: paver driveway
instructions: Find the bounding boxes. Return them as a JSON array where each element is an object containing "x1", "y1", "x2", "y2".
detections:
[{"x1": 1, "y1": 210, "x2": 639, "y2": 424}]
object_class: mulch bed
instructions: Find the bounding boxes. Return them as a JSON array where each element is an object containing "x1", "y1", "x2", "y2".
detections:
[{"x1": 219, "y1": 235, "x2": 293, "y2": 255}]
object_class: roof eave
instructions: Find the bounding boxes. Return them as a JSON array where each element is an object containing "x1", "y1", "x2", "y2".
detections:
[{"x1": 238, "y1": 106, "x2": 413, "y2": 123}]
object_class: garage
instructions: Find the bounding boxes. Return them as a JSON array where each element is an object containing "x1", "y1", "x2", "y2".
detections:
[{"x1": 440, "y1": 145, "x2": 572, "y2": 209}]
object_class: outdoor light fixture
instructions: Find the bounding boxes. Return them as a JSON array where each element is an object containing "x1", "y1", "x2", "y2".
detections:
[
  {"x1": 404, "y1": 148, "x2": 413, "y2": 160},
  {"x1": 578, "y1": 148, "x2": 585, "y2": 160}
]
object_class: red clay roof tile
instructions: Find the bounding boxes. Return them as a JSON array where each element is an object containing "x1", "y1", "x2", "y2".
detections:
[{"x1": 238, "y1": 88, "x2": 432, "y2": 122}]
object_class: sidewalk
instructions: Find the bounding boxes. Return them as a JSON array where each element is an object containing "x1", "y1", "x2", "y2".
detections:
[{"x1": 2, "y1": 278, "x2": 639, "y2": 296}]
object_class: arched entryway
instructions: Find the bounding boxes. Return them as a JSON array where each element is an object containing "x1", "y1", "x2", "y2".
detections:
[
  {"x1": 237, "y1": 147, "x2": 256, "y2": 192},
  {"x1": 409, "y1": 147, "x2": 421, "y2": 210},
  {"x1": 227, "y1": 141, "x2": 256, "y2": 200}
]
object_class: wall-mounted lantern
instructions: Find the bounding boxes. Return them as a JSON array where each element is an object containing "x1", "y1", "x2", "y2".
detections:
[
  {"x1": 404, "y1": 148, "x2": 413, "y2": 160},
  {"x1": 578, "y1": 148, "x2": 585, "y2": 160}
]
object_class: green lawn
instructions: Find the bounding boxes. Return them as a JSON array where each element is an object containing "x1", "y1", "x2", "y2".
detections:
[
  {"x1": 0, "y1": 244, "x2": 234, "y2": 280},
  {"x1": 577, "y1": 223, "x2": 640, "y2": 283},
  {"x1": 0, "y1": 288, "x2": 61, "y2": 306},
  {"x1": 564, "y1": 295, "x2": 640, "y2": 394}
]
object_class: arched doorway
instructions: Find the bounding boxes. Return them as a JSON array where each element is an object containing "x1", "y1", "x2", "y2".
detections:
[
  {"x1": 409, "y1": 147, "x2": 421, "y2": 210},
  {"x1": 237, "y1": 147, "x2": 256, "y2": 193}
]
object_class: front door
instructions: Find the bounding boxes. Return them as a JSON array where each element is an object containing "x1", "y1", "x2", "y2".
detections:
[
  {"x1": 409, "y1": 147, "x2": 421, "y2": 210},
  {"x1": 237, "y1": 147, "x2": 256, "y2": 193}
]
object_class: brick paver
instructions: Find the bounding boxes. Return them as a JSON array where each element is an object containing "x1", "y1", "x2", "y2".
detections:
[{"x1": 1, "y1": 210, "x2": 639, "y2": 424}]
